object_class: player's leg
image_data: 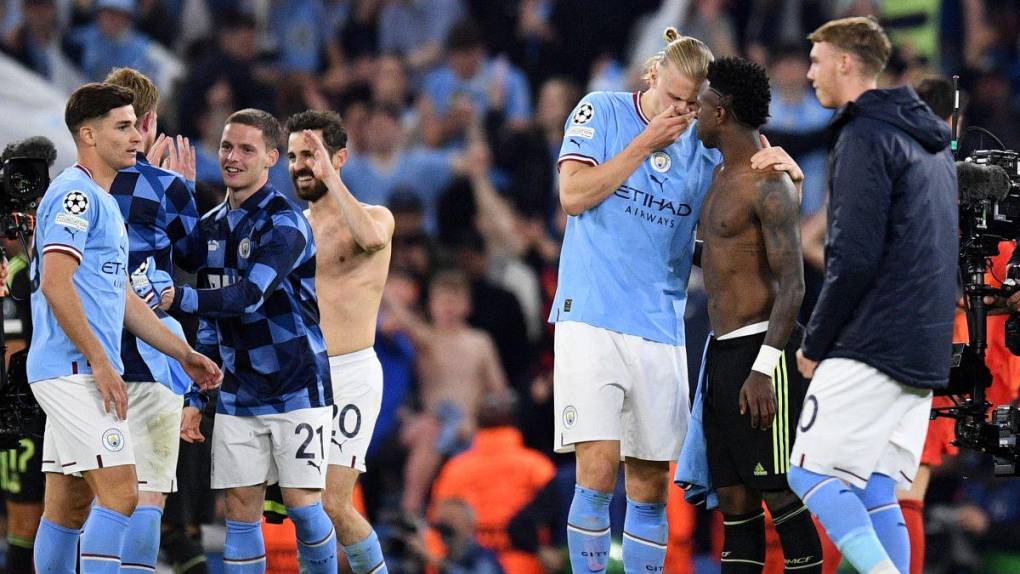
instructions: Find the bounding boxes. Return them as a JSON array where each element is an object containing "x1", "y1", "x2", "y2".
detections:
[
  {"x1": 224, "y1": 484, "x2": 269, "y2": 574},
  {"x1": 762, "y1": 331, "x2": 822, "y2": 574},
  {"x1": 788, "y1": 359, "x2": 912, "y2": 574},
  {"x1": 33, "y1": 375, "x2": 137, "y2": 573},
  {"x1": 555, "y1": 322, "x2": 630, "y2": 574},
  {"x1": 619, "y1": 334, "x2": 690, "y2": 574},
  {"x1": 37, "y1": 472, "x2": 92, "y2": 573},
  {"x1": 622, "y1": 457, "x2": 670, "y2": 574},
  {"x1": 3, "y1": 412, "x2": 46, "y2": 574},
  {"x1": 325, "y1": 465, "x2": 385, "y2": 573},
  {"x1": 6, "y1": 500, "x2": 43, "y2": 573},
  {"x1": 213, "y1": 414, "x2": 273, "y2": 573},
  {"x1": 713, "y1": 485, "x2": 765, "y2": 574},
  {"x1": 82, "y1": 464, "x2": 140, "y2": 574},
  {"x1": 702, "y1": 334, "x2": 767, "y2": 574},
  {"x1": 275, "y1": 406, "x2": 337, "y2": 573},
  {"x1": 325, "y1": 350, "x2": 386, "y2": 573},
  {"x1": 763, "y1": 490, "x2": 822, "y2": 574},
  {"x1": 895, "y1": 465, "x2": 930, "y2": 574},
  {"x1": 122, "y1": 382, "x2": 182, "y2": 573},
  {"x1": 399, "y1": 411, "x2": 442, "y2": 514},
  {"x1": 861, "y1": 390, "x2": 932, "y2": 574}
]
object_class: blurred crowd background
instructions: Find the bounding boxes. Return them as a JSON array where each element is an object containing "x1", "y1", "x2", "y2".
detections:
[{"x1": 1, "y1": 0, "x2": 1020, "y2": 572}]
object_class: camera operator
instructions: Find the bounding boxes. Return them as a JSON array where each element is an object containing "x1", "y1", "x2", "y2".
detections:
[
  {"x1": 0, "y1": 236, "x2": 42, "y2": 574},
  {"x1": 786, "y1": 17, "x2": 958, "y2": 574}
]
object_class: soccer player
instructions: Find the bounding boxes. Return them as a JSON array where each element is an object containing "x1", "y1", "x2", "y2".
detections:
[
  {"x1": 551, "y1": 28, "x2": 798, "y2": 573},
  {"x1": 284, "y1": 110, "x2": 393, "y2": 574},
  {"x1": 27, "y1": 82, "x2": 221, "y2": 573},
  {"x1": 693, "y1": 56, "x2": 821, "y2": 573},
  {"x1": 103, "y1": 66, "x2": 202, "y2": 573},
  {"x1": 168, "y1": 108, "x2": 337, "y2": 573},
  {"x1": 788, "y1": 17, "x2": 958, "y2": 574}
]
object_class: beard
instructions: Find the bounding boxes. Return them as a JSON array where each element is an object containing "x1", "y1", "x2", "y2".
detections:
[{"x1": 292, "y1": 169, "x2": 328, "y2": 202}]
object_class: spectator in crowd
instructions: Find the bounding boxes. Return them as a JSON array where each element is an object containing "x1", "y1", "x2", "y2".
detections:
[
  {"x1": 342, "y1": 102, "x2": 459, "y2": 231},
  {"x1": 1, "y1": 0, "x2": 87, "y2": 92},
  {"x1": 431, "y1": 390, "x2": 555, "y2": 574},
  {"x1": 378, "y1": 0, "x2": 465, "y2": 74},
  {"x1": 385, "y1": 268, "x2": 508, "y2": 515},
  {"x1": 419, "y1": 21, "x2": 532, "y2": 147},
  {"x1": 410, "y1": 498, "x2": 506, "y2": 574},
  {"x1": 176, "y1": 10, "x2": 275, "y2": 140},
  {"x1": 64, "y1": 0, "x2": 161, "y2": 84},
  {"x1": 764, "y1": 44, "x2": 831, "y2": 217}
]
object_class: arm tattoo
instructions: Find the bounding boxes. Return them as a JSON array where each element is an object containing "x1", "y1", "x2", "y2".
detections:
[{"x1": 757, "y1": 175, "x2": 805, "y2": 350}]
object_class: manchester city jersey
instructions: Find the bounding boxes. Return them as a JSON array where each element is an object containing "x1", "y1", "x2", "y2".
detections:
[
  {"x1": 28, "y1": 165, "x2": 129, "y2": 382},
  {"x1": 550, "y1": 91, "x2": 721, "y2": 345}
]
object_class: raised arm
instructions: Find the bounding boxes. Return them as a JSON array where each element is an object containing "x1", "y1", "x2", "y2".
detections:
[
  {"x1": 302, "y1": 130, "x2": 394, "y2": 252},
  {"x1": 559, "y1": 105, "x2": 693, "y2": 215}
]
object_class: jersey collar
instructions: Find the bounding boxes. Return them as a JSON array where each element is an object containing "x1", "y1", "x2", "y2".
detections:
[
  {"x1": 633, "y1": 91, "x2": 651, "y2": 125},
  {"x1": 74, "y1": 163, "x2": 95, "y2": 181}
]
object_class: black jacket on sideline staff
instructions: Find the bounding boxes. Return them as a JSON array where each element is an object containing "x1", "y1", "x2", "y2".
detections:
[{"x1": 801, "y1": 86, "x2": 958, "y2": 389}]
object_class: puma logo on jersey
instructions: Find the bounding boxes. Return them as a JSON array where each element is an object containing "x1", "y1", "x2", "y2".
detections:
[{"x1": 306, "y1": 460, "x2": 322, "y2": 473}]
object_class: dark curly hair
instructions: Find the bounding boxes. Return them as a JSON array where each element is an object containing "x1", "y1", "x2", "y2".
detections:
[
  {"x1": 284, "y1": 110, "x2": 348, "y2": 155},
  {"x1": 706, "y1": 57, "x2": 771, "y2": 129}
]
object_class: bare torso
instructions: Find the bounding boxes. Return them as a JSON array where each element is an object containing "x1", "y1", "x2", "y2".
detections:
[
  {"x1": 307, "y1": 208, "x2": 391, "y2": 356},
  {"x1": 700, "y1": 166, "x2": 779, "y2": 336},
  {"x1": 418, "y1": 327, "x2": 496, "y2": 420}
]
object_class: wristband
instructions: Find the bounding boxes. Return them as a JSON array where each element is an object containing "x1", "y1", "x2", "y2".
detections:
[{"x1": 750, "y1": 345, "x2": 783, "y2": 377}]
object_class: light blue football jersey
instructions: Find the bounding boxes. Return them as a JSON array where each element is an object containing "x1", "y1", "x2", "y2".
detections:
[
  {"x1": 550, "y1": 91, "x2": 721, "y2": 346},
  {"x1": 28, "y1": 165, "x2": 130, "y2": 382}
]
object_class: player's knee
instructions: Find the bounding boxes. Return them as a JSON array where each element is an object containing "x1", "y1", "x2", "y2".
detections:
[
  {"x1": 762, "y1": 489, "x2": 801, "y2": 513},
  {"x1": 786, "y1": 466, "x2": 826, "y2": 500},
  {"x1": 855, "y1": 473, "x2": 897, "y2": 508},
  {"x1": 716, "y1": 485, "x2": 762, "y2": 515},
  {"x1": 102, "y1": 488, "x2": 138, "y2": 517}
]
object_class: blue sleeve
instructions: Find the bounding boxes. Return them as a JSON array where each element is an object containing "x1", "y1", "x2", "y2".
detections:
[
  {"x1": 802, "y1": 125, "x2": 892, "y2": 360},
  {"x1": 39, "y1": 184, "x2": 100, "y2": 264},
  {"x1": 175, "y1": 213, "x2": 213, "y2": 274},
  {"x1": 185, "y1": 318, "x2": 217, "y2": 410},
  {"x1": 172, "y1": 212, "x2": 308, "y2": 317},
  {"x1": 159, "y1": 175, "x2": 199, "y2": 262},
  {"x1": 558, "y1": 92, "x2": 610, "y2": 168}
]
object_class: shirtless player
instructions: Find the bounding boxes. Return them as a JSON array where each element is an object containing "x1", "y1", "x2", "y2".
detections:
[
  {"x1": 286, "y1": 111, "x2": 394, "y2": 574},
  {"x1": 693, "y1": 57, "x2": 822, "y2": 573}
]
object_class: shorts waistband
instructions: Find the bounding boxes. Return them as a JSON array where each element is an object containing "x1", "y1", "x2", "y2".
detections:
[
  {"x1": 328, "y1": 347, "x2": 377, "y2": 367},
  {"x1": 710, "y1": 324, "x2": 804, "y2": 350},
  {"x1": 717, "y1": 321, "x2": 769, "y2": 340}
]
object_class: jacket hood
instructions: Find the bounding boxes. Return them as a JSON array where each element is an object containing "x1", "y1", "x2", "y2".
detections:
[{"x1": 842, "y1": 86, "x2": 951, "y2": 153}]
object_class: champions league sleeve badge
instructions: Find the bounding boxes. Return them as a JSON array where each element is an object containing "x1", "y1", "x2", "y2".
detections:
[
  {"x1": 572, "y1": 102, "x2": 595, "y2": 125},
  {"x1": 62, "y1": 191, "x2": 89, "y2": 215}
]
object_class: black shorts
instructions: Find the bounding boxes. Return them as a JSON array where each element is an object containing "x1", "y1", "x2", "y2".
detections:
[
  {"x1": 703, "y1": 325, "x2": 808, "y2": 491},
  {"x1": 0, "y1": 412, "x2": 45, "y2": 503}
]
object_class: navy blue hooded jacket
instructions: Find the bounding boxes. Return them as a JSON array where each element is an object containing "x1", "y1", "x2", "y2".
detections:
[{"x1": 801, "y1": 86, "x2": 958, "y2": 389}]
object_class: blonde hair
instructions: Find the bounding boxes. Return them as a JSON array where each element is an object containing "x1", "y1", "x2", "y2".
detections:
[
  {"x1": 642, "y1": 27, "x2": 714, "y2": 83},
  {"x1": 104, "y1": 67, "x2": 160, "y2": 120},
  {"x1": 808, "y1": 17, "x2": 892, "y2": 77}
]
